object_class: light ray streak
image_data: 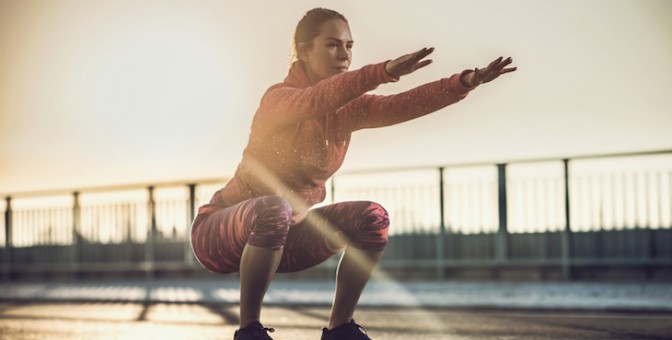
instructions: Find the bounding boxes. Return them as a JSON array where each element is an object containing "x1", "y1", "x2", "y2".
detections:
[{"x1": 244, "y1": 157, "x2": 443, "y2": 319}]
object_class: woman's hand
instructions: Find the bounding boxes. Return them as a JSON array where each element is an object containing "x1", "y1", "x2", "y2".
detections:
[
  {"x1": 461, "y1": 57, "x2": 517, "y2": 88},
  {"x1": 385, "y1": 47, "x2": 435, "y2": 78}
]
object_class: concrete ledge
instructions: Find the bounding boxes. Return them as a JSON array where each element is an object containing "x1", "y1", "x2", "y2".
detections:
[{"x1": 1, "y1": 279, "x2": 671, "y2": 313}]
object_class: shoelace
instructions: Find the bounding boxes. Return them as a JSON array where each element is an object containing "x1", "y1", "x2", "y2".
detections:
[{"x1": 252, "y1": 326, "x2": 274, "y2": 337}]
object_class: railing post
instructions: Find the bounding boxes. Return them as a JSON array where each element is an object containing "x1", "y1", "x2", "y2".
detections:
[
  {"x1": 561, "y1": 159, "x2": 573, "y2": 281},
  {"x1": 3, "y1": 196, "x2": 12, "y2": 282},
  {"x1": 330, "y1": 178, "x2": 336, "y2": 204},
  {"x1": 328, "y1": 178, "x2": 338, "y2": 281},
  {"x1": 71, "y1": 192, "x2": 81, "y2": 279},
  {"x1": 146, "y1": 186, "x2": 156, "y2": 281},
  {"x1": 496, "y1": 164, "x2": 509, "y2": 264},
  {"x1": 185, "y1": 184, "x2": 196, "y2": 265},
  {"x1": 437, "y1": 167, "x2": 446, "y2": 280}
]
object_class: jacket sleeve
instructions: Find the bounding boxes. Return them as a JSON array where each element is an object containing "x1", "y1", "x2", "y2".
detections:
[
  {"x1": 345, "y1": 70, "x2": 474, "y2": 131},
  {"x1": 257, "y1": 62, "x2": 398, "y2": 128}
]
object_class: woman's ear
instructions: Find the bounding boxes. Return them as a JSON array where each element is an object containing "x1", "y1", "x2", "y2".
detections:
[{"x1": 297, "y1": 42, "x2": 310, "y2": 63}]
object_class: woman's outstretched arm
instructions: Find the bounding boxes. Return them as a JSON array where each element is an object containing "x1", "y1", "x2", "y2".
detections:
[
  {"x1": 256, "y1": 48, "x2": 437, "y2": 129},
  {"x1": 348, "y1": 55, "x2": 517, "y2": 130}
]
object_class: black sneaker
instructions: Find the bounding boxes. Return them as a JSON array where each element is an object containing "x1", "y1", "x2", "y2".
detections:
[
  {"x1": 321, "y1": 319, "x2": 371, "y2": 340},
  {"x1": 234, "y1": 321, "x2": 275, "y2": 340}
]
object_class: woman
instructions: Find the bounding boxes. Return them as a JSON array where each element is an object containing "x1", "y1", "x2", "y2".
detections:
[{"x1": 191, "y1": 7, "x2": 515, "y2": 340}]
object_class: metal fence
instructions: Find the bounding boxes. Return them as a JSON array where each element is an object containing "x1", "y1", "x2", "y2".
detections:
[{"x1": 2, "y1": 150, "x2": 671, "y2": 281}]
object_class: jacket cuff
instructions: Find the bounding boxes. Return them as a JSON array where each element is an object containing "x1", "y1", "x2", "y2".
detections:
[
  {"x1": 378, "y1": 61, "x2": 399, "y2": 83},
  {"x1": 444, "y1": 70, "x2": 475, "y2": 95}
]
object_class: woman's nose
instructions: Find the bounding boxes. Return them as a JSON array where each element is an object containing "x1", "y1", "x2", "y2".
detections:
[{"x1": 337, "y1": 47, "x2": 350, "y2": 60}]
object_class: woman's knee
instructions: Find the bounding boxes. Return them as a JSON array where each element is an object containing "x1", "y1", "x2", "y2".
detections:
[
  {"x1": 247, "y1": 196, "x2": 293, "y2": 249},
  {"x1": 352, "y1": 201, "x2": 390, "y2": 251}
]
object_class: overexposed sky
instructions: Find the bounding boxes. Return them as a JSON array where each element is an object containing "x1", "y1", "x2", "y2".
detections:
[{"x1": 1, "y1": 0, "x2": 671, "y2": 194}]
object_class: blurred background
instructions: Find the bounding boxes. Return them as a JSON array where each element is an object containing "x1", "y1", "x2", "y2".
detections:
[{"x1": 1, "y1": 0, "x2": 671, "y2": 283}]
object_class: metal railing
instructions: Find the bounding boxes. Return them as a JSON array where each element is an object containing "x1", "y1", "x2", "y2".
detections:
[{"x1": 2, "y1": 149, "x2": 671, "y2": 281}]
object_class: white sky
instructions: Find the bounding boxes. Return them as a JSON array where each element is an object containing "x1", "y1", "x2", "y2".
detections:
[{"x1": 1, "y1": 0, "x2": 671, "y2": 194}]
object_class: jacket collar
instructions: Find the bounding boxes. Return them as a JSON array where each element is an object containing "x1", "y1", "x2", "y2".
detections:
[{"x1": 284, "y1": 61, "x2": 311, "y2": 88}]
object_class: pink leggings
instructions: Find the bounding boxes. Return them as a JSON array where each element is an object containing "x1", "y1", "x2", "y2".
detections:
[{"x1": 190, "y1": 196, "x2": 389, "y2": 274}]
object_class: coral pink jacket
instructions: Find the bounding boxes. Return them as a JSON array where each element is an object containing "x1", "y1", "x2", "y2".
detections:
[{"x1": 212, "y1": 61, "x2": 473, "y2": 223}]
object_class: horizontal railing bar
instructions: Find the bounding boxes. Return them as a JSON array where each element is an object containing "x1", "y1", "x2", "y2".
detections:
[
  {"x1": 2, "y1": 177, "x2": 230, "y2": 199},
  {"x1": 3, "y1": 149, "x2": 670, "y2": 197},
  {"x1": 9, "y1": 258, "x2": 672, "y2": 273},
  {"x1": 380, "y1": 258, "x2": 672, "y2": 268},
  {"x1": 339, "y1": 149, "x2": 672, "y2": 175},
  {"x1": 2, "y1": 261, "x2": 203, "y2": 273}
]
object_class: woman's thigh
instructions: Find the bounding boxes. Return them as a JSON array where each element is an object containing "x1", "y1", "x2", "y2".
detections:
[
  {"x1": 277, "y1": 201, "x2": 389, "y2": 273},
  {"x1": 190, "y1": 196, "x2": 292, "y2": 274}
]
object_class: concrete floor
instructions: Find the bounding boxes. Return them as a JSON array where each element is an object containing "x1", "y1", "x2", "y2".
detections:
[{"x1": 1, "y1": 302, "x2": 671, "y2": 339}]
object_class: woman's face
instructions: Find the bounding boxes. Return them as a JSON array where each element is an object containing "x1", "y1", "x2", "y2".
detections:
[{"x1": 300, "y1": 19, "x2": 353, "y2": 84}]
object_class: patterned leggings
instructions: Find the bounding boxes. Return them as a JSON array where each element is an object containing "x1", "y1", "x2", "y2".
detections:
[{"x1": 190, "y1": 196, "x2": 390, "y2": 274}]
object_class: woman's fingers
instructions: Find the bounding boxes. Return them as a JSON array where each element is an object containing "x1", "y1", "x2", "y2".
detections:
[
  {"x1": 402, "y1": 48, "x2": 434, "y2": 68},
  {"x1": 387, "y1": 47, "x2": 435, "y2": 78},
  {"x1": 488, "y1": 56, "x2": 504, "y2": 70},
  {"x1": 414, "y1": 47, "x2": 435, "y2": 61},
  {"x1": 414, "y1": 59, "x2": 433, "y2": 71},
  {"x1": 390, "y1": 51, "x2": 515, "y2": 82},
  {"x1": 479, "y1": 56, "x2": 516, "y2": 83},
  {"x1": 497, "y1": 57, "x2": 514, "y2": 70}
]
